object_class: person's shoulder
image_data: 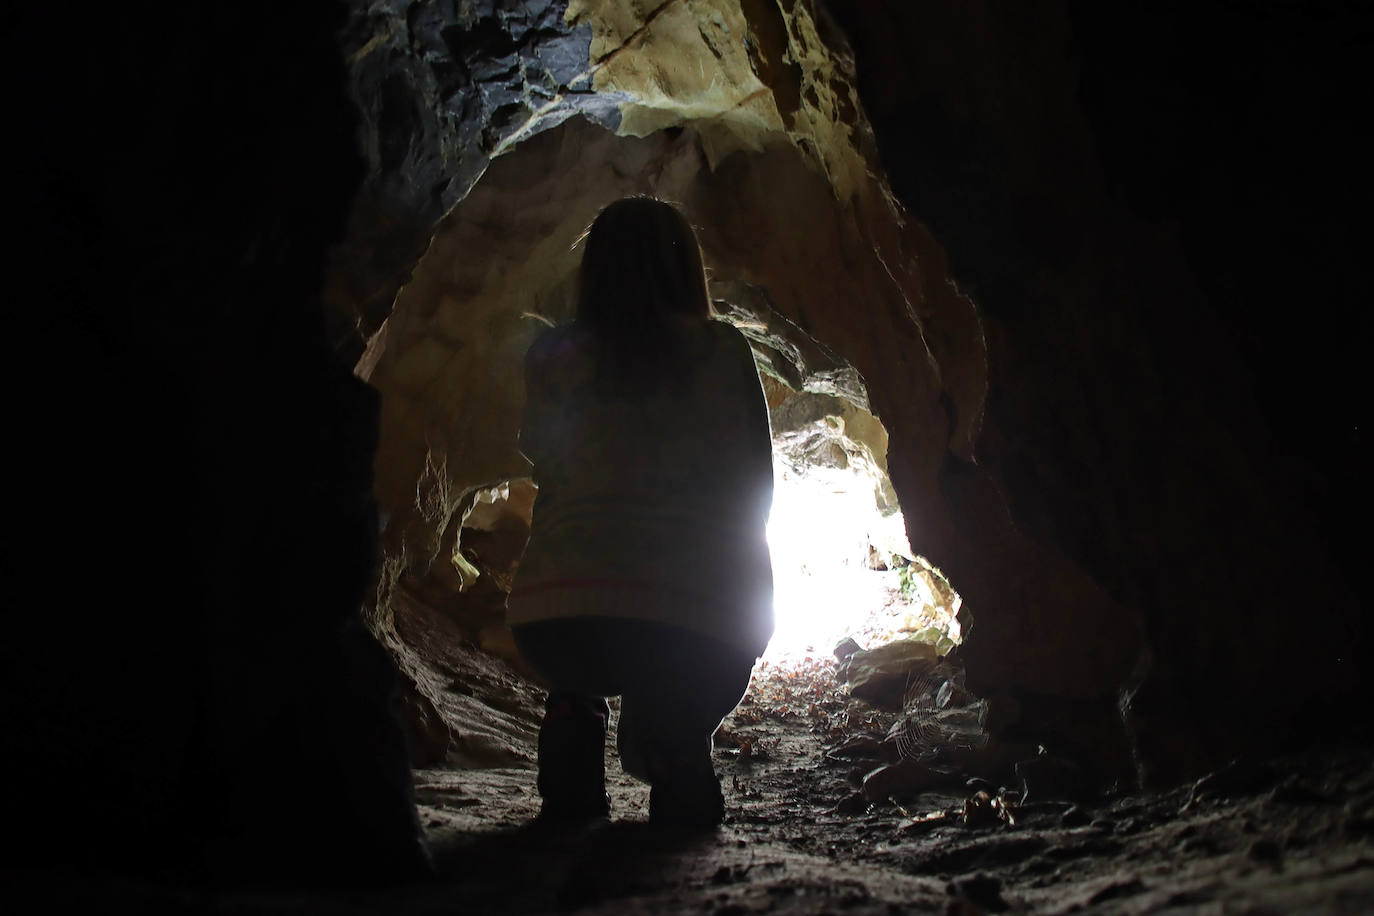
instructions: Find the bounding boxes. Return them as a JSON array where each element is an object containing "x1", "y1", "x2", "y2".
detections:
[
  {"x1": 526, "y1": 322, "x2": 589, "y2": 368},
  {"x1": 525, "y1": 322, "x2": 597, "y2": 396}
]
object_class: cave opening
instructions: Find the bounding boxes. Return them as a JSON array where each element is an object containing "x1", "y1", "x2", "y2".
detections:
[{"x1": 759, "y1": 375, "x2": 962, "y2": 665}]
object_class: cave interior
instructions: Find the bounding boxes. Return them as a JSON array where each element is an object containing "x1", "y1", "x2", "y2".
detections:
[{"x1": 4, "y1": 0, "x2": 1370, "y2": 910}]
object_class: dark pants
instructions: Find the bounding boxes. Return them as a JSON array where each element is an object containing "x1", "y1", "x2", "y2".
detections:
[{"x1": 513, "y1": 617, "x2": 756, "y2": 805}]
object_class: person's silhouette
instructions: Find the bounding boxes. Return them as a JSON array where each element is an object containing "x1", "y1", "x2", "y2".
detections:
[{"x1": 509, "y1": 197, "x2": 775, "y2": 828}]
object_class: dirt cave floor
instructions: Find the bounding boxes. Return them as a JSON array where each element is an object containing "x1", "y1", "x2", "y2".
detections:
[
  {"x1": 15, "y1": 651, "x2": 1374, "y2": 914},
  {"x1": 398, "y1": 653, "x2": 1374, "y2": 915}
]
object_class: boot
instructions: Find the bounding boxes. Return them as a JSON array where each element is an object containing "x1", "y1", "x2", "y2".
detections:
[
  {"x1": 536, "y1": 693, "x2": 611, "y2": 820},
  {"x1": 647, "y1": 755, "x2": 724, "y2": 831}
]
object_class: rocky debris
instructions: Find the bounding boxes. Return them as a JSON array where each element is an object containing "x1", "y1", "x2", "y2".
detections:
[
  {"x1": 832, "y1": 636, "x2": 863, "y2": 661},
  {"x1": 775, "y1": 636, "x2": 1150, "y2": 834},
  {"x1": 836, "y1": 638, "x2": 940, "y2": 711},
  {"x1": 1015, "y1": 753, "x2": 1092, "y2": 804},
  {"x1": 861, "y1": 759, "x2": 956, "y2": 803},
  {"x1": 1182, "y1": 757, "x2": 1281, "y2": 811},
  {"x1": 825, "y1": 734, "x2": 886, "y2": 763},
  {"x1": 960, "y1": 787, "x2": 1019, "y2": 827},
  {"x1": 948, "y1": 873, "x2": 1010, "y2": 912},
  {"x1": 726, "y1": 656, "x2": 853, "y2": 733}
]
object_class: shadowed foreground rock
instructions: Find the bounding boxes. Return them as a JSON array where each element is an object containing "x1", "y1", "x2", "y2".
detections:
[{"x1": 3, "y1": 1, "x2": 428, "y2": 884}]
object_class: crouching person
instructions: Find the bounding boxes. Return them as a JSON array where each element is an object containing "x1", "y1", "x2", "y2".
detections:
[{"x1": 508, "y1": 197, "x2": 775, "y2": 829}]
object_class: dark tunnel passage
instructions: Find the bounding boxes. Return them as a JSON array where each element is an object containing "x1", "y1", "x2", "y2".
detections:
[{"x1": 3, "y1": 0, "x2": 1370, "y2": 910}]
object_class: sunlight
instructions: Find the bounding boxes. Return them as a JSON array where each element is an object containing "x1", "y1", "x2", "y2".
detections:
[{"x1": 763, "y1": 458, "x2": 962, "y2": 665}]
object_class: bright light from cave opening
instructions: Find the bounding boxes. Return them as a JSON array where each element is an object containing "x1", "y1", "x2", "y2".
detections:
[{"x1": 762, "y1": 456, "x2": 962, "y2": 666}]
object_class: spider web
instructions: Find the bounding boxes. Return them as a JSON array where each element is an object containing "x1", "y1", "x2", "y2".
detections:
[{"x1": 890, "y1": 663, "x2": 989, "y2": 761}]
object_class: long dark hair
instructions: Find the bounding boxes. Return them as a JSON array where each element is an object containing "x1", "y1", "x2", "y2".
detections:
[{"x1": 576, "y1": 197, "x2": 711, "y2": 388}]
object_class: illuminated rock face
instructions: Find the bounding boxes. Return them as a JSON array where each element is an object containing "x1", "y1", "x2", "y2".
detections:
[
  {"x1": 335, "y1": 0, "x2": 1363, "y2": 779},
  {"x1": 337, "y1": 0, "x2": 1141, "y2": 773}
]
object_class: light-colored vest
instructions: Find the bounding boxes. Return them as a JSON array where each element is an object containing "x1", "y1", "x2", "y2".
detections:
[{"x1": 507, "y1": 320, "x2": 775, "y2": 657}]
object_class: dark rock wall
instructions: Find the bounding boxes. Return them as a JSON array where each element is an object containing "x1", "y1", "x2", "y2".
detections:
[
  {"x1": 4, "y1": 2, "x2": 427, "y2": 882},
  {"x1": 825, "y1": 0, "x2": 1368, "y2": 779}
]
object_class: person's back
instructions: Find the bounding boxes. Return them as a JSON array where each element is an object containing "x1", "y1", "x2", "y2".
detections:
[
  {"x1": 510, "y1": 318, "x2": 774, "y2": 656},
  {"x1": 508, "y1": 197, "x2": 774, "y2": 828}
]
